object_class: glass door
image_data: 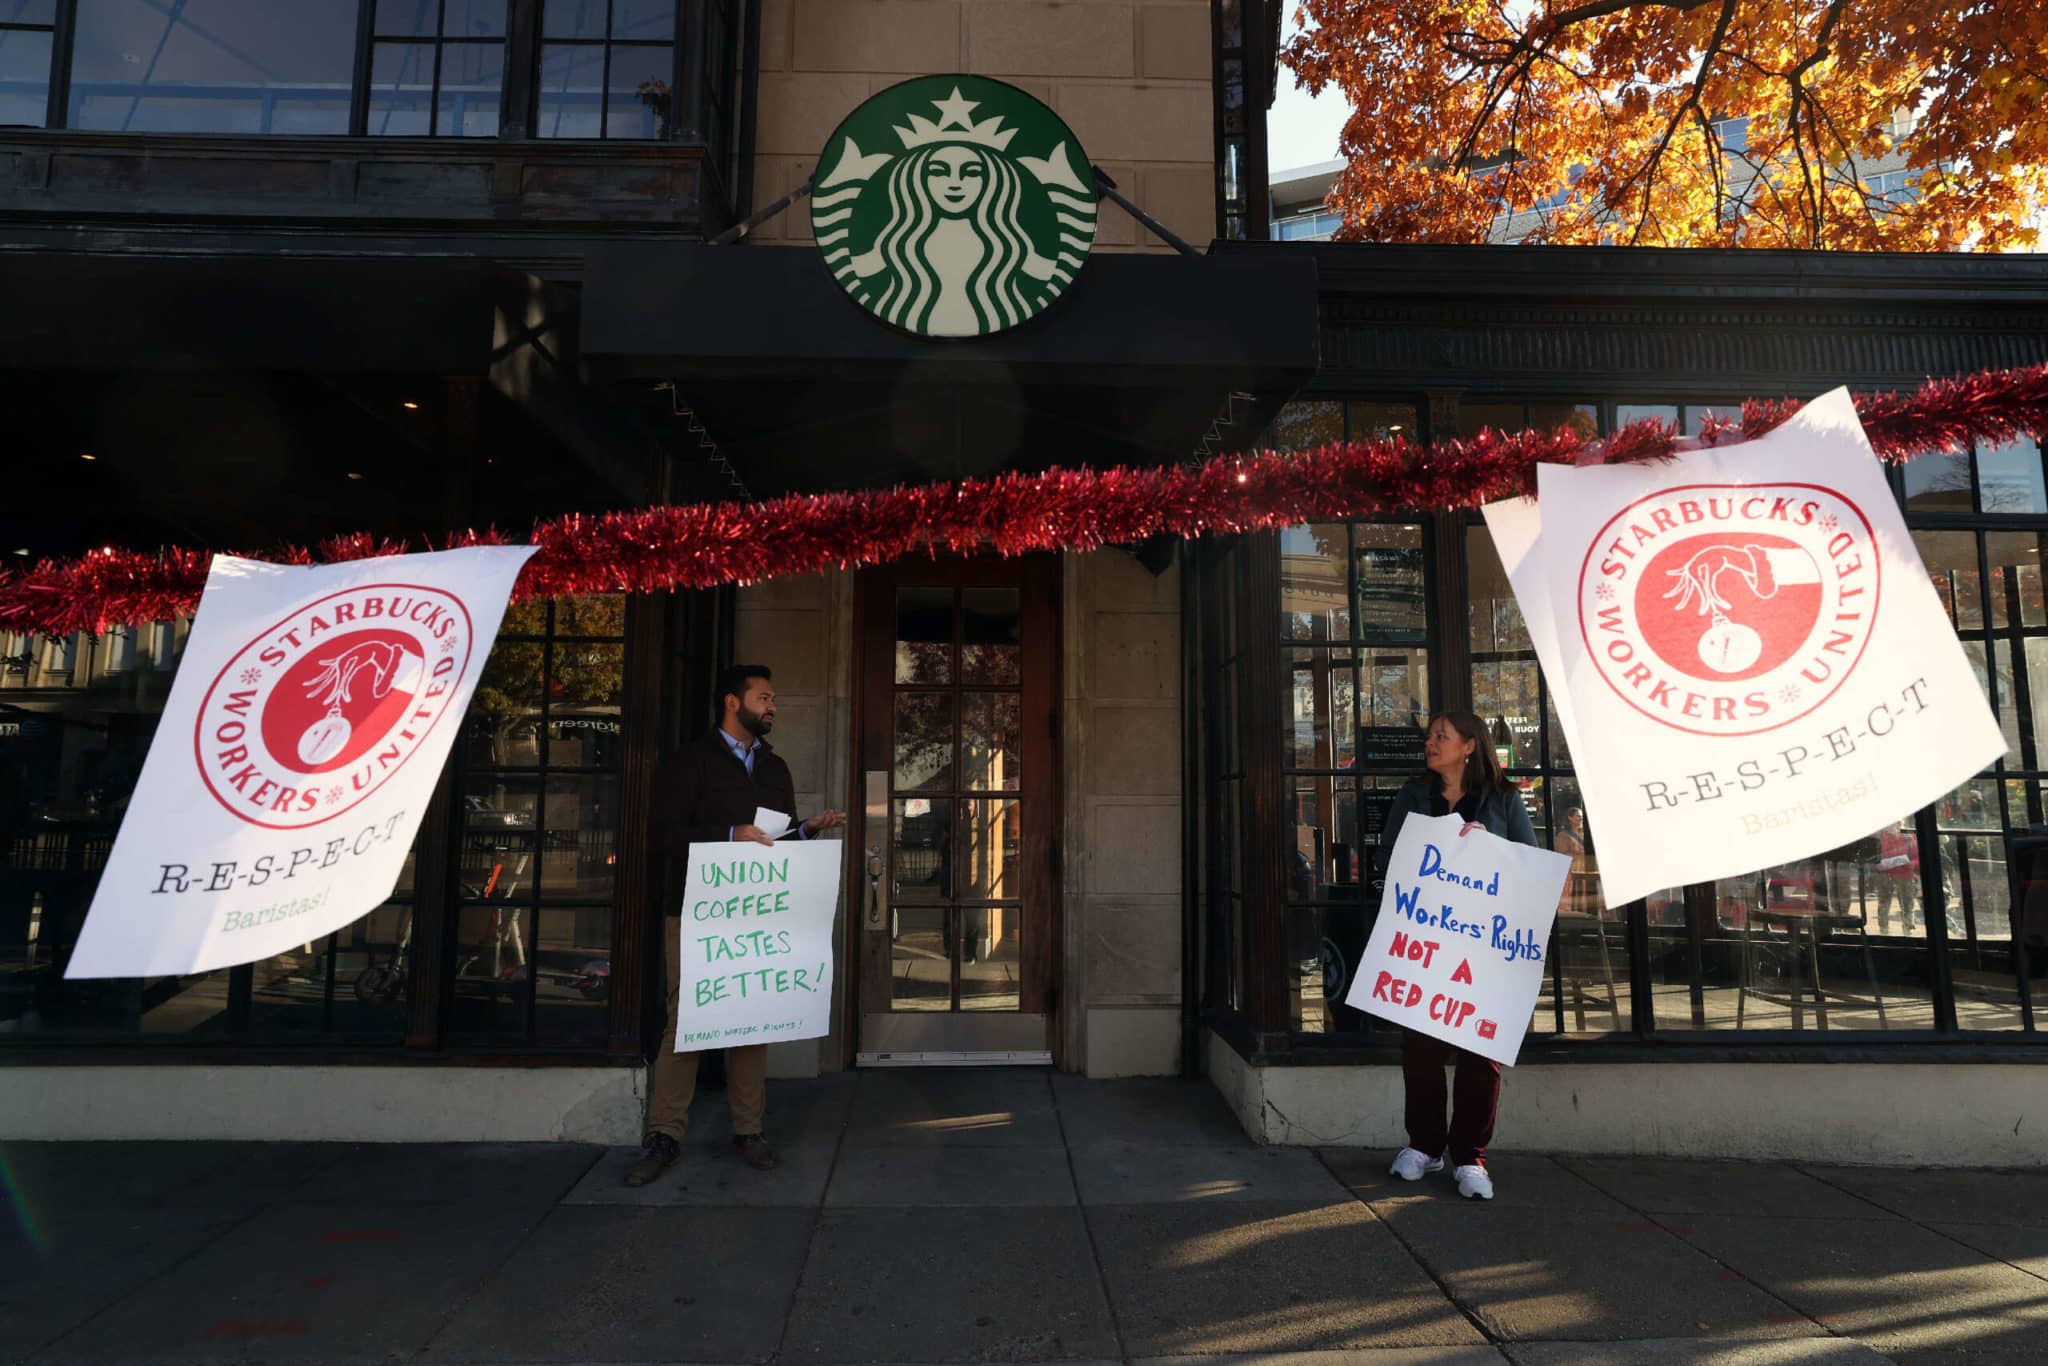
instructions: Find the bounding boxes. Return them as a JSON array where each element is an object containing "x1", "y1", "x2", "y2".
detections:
[{"x1": 855, "y1": 557, "x2": 1057, "y2": 1062}]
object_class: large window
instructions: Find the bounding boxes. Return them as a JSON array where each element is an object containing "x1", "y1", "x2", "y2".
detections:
[
  {"x1": 536, "y1": 0, "x2": 675, "y2": 140},
  {"x1": 0, "y1": 1, "x2": 56, "y2": 126},
  {"x1": 1, "y1": 0, "x2": 739, "y2": 146},
  {"x1": 1231, "y1": 391, "x2": 2048, "y2": 1047},
  {"x1": 449, "y1": 593, "x2": 624, "y2": 1045},
  {"x1": 368, "y1": 0, "x2": 508, "y2": 137},
  {"x1": 69, "y1": 0, "x2": 362, "y2": 134}
]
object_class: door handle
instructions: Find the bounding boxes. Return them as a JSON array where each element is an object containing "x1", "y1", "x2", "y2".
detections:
[{"x1": 863, "y1": 771, "x2": 888, "y2": 931}]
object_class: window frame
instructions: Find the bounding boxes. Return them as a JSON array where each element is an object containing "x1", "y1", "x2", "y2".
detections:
[
  {"x1": 1230, "y1": 388, "x2": 2048, "y2": 1054},
  {"x1": 7, "y1": 0, "x2": 728, "y2": 144}
]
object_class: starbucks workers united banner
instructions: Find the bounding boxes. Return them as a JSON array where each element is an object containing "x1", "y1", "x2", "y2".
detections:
[
  {"x1": 1484, "y1": 390, "x2": 2004, "y2": 909},
  {"x1": 66, "y1": 548, "x2": 534, "y2": 978}
]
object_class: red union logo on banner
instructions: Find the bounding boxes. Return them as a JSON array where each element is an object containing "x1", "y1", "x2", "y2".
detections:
[
  {"x1": 1576, "y1": 483, "x2": 1882, "y2": 737},
  {"x1": 193, "y1": 583, "x2": 474, "y2": 829}
]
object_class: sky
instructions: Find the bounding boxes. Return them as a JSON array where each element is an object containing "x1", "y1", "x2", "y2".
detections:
[{"x1": 1267, "y1": 13, "x2": 1350, "y2": 175}]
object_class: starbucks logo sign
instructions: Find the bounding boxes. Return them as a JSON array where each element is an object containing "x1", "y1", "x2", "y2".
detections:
[{"x1": 812, "y1": 75, "x2": 1098, "y2": 338}]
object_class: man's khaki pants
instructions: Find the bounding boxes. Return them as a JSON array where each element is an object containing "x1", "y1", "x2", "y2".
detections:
[{"x1": 648, "y1": 915, "x2": 767, "y2": 1141}]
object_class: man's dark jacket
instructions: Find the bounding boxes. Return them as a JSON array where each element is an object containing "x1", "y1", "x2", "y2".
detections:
[{"x1": 650, "y1": 728, "x2": 802, "y2": 895}]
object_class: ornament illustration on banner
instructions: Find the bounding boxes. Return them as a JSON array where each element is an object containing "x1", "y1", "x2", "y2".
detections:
[
  {"x1": 812, "y1": 74, "x2": 1098, "y2": 337},
  {"x1": 1486, "y1": 389, "x2": 2004, "y2": 910},
  {"x1": 64, "y1": 547, "x2": 534, "y2": 978}
]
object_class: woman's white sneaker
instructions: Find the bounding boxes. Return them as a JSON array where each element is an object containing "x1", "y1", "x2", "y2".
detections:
[
  {"x1": 1389, "y1": 1147, "x2": 1445, "y2": 1181},
  {"x1": 1454, "y1": 1164, "x2": 1494, "y2": 1200}
]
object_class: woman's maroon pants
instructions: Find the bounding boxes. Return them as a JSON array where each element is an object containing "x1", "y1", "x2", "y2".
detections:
[{"x1": 1401, "y1": 1028, "x2": 1501, "y2": 1167}]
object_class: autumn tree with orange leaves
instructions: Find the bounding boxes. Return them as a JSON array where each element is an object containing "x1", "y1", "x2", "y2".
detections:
[{"x1": 1281, "y1": 0, "x2": 2047, "y2": 249}]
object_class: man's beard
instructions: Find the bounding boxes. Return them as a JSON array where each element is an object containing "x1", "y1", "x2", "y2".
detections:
[{"x1": 738, "y1": 703, "x2": 773, "y2": 737}]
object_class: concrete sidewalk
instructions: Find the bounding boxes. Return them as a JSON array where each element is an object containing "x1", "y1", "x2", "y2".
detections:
[{"x1": 3, "y1": 1070, "x2": 2045, "y2": 1365}]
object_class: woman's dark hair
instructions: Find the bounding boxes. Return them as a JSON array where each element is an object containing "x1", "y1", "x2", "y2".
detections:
[{"x1": 1422, "y1": 709, "x2": 1513, "y2": 795}]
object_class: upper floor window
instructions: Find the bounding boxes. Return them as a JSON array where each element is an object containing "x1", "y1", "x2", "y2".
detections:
[
  {"x1": 0, "y1": 0, "x2": 718, "y2": 143},
  {"x1": 0, "y1": 1, "x2": 57, "y2": 127},
  {"x1": 1274, "y1": 208, "x2": 1338, "y2": 241},
  {"x1": 70, "y1": 0, "x2": 361, "y2": 135},
  {"x1": 536, "y1": 0, "x2": 674, "y2": 140},
  {"x1": 368, "y1": 0, "x2": 508, "y2": 138}
]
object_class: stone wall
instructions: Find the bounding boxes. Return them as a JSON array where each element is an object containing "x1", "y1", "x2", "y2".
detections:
[
  {"x1": 1063, "y1": 549, "x2": 1183, "y2": 1075},
  {"x1": 731, "y1": 570, "x2": 857, "y2": 1076},
  {"x1": 748, "y1": 0, "x2": 1215, "y2": 250}
]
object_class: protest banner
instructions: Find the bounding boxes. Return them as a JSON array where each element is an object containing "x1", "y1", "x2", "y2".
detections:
[
  {"x1": 677, "y1": 837, "x2": 843, "y2": 1048},
  {"x1": 66, "y1": 547, "x2": 536, "y2": 978},
  {"x1": 1485, "y1": 388, "x2": 2004, "y2": 909},
  {"x1": 1345, "y1": 814, "x2": 1569, "y2": 1066}
]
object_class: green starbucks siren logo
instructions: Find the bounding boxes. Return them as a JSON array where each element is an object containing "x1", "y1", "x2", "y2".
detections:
[{"x1": 812, "y1": 75, "x2": 1098, "y2": 338}]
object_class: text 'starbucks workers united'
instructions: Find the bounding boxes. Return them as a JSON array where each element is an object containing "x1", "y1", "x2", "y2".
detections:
[{"x1": 812, "y1": 75, "x2": 1098, "y2": 338}]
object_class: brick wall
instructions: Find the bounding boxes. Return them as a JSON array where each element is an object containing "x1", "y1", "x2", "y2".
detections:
[{"x1": 748, "y1": 0, "x2": 1216, "y2": 250}]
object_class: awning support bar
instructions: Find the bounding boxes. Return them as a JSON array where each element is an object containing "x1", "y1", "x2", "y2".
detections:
[
  {"x1": 1092, "y1": 165, "x2": 1201, "y2": 257},
  {"x1": 708, "y1": 175, "x2": 815, "y2": 246}
]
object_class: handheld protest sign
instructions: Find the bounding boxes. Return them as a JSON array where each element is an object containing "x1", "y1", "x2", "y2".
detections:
[
  {"x1": 1345, "y1": 813, "x2": 1569, "y2": 1066},
  {"x1": 677, "y1": 838, "x2": 843, "y2": 1048}
]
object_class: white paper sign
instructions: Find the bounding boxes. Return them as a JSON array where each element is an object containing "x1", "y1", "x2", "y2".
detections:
[
  {"x1": 677, "y1": 837, "x2": 843, "y2": 1048},
  {"x1": 66, "y1": 547, "x2": 536, "y2": 978},
  {"x1": 752, "y1": 806, "x2": 793, "y2": 840},
  {"x1": 1345, "y1": 814, "x2": 1569, "y2": 1066},
  {"x1": 1506, "y1": 388, "x2": 2004, "y2": 908}
]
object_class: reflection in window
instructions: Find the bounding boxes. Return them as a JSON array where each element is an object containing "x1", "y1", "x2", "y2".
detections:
[
  {"x1": 1459, "y1": 402, "x2": 1523, "y2": 439},
  {"x1": 537, "y1": 0, "x2": 676, "y2": 139},
  {"x1": 1283, "y1": 523, "x2": 1432, "y2": 1034},
  {"x1": 0, "y1": 1, "x2": 55, "y2": 127},
  {"x1": 1268, "y1": 400, "x2": 1342, "y2": 452},
  {"x1": 1465, "y1": 526, "x2": 1631, "y2": 1034},
  {"x1": 1977, "y1": 435, "x2": 2048, "y2": 515},
  {"x1": 1614, "y1": 403, "x2": 1680, "y2": 429},
  {"x1": 448, "y1": 595, "x2": 623, "y2": 1043},
  {"x1": 1349, "y1": 400, "x2": 1419, "y2": 443},
  {"x1": 369, "y1": 0, "x2": 508, "y2": 137},
  {"x1": 69, "y1": 0, "x2": 359, "y2": 134}
]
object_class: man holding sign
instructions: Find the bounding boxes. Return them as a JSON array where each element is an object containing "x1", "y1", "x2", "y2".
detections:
[
  {"x1": 1354, "y1": 711, "x2": 1564, "y2": 1201},
  {"x1": 625, "y1": 665, "x2": 845, "y2": 1187}
]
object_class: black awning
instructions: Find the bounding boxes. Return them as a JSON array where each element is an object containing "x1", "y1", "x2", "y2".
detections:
[
  {"x1": 0, "y1": 252, "x2": 505, "y2": 373},
  {"x1": 578, "y1": 243, "x2": 1320, "y2": 494}
]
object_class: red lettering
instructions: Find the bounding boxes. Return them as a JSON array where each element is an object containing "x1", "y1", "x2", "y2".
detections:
[
  {"x1": 1647, "y1": 679, "x2": 1675, "y2": 707},
  {"x1": 216, "y1": 745, "x2": 249, "y2": 765},
  {"x1": 1371, "y1": 970, "x2": 1394, "y2": 1003},
  {"x1": 1649, "y1": 508, "x2": 1678, "y2": 533},
  {"x1": 1622, "y1": 662, "x2": 1652, "y2": 687},
  {"x1": 1450, "y1": 958, "x2": 1473, "y2": 985},
  {"x1": 1712, "y1": 695, "x2": 1736, "y2": 720},
  {"x1": 227, "y1": 763, "x2": 260, "y2": 793},
  {"x1": 272, "y1": 786, "x2": 299, "y2": 812},
  {"x1": 1677, "y1": 501, "x2": 1704, "y2": 524},
  {"x1": 220, "y1": 689, "x2": 257, "y2": 718}
]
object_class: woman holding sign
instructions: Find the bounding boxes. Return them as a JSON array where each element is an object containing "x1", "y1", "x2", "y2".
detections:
[{"x1": 1377, "y1": 710, "x2": 1537, "y2": 1201}]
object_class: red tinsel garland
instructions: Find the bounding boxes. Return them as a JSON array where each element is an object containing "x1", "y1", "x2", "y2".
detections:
[{"x1": 7, "y1": 363, "x2": 2048, "y2": 636}]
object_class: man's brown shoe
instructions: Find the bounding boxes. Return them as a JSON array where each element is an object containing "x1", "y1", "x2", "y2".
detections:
[
  {"x1": 734, "y1": 1133, "x2": 781, "y2": 1171},
  {"x1": 624, "y1": 1132, "x2": 681, "y2": 1186}
]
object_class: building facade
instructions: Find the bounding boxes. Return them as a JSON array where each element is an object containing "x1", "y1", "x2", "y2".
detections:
[{"x1": 3, "y1": 0, "x2": 2046, "y2": 1163}]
